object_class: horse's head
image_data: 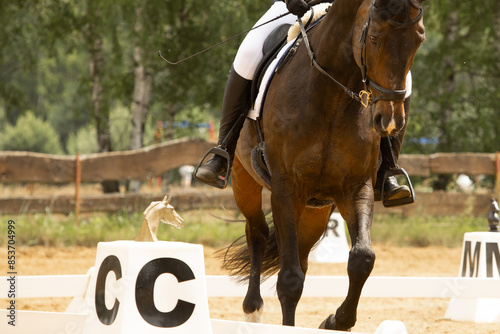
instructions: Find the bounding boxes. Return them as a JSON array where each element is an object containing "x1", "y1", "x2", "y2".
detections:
[{"x1": 352, "y1": 0, "x2": 425, "y2": 137}]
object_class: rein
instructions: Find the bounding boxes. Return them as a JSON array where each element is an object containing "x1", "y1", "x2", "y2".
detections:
[
  {"x1": 159, "y1": 0, "x2": 329, "y2": 66},
  {"x1": 299, "y1": 19, "x2": 363, "y2": 104},
  {"x1": 159, "y1": 11, "x2": 292, "y2": 65},
  {"x1": 299, "y1": 0, "x2": 423, "y2": 108}
]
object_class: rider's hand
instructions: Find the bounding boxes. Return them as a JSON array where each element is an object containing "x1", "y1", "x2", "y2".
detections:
[{"x1": 286, "y1": 0, "x2": 311, "y2": 17}]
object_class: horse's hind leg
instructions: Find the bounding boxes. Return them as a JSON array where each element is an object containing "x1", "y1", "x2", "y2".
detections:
[
  {"x1": 320, "y1": 186, "x2": 376, "y2": 331},
  {"x1": 231, "y1": 155, "x2": 268, "y2": 322},
  {"x1": 297, "y1": 206, "x2": 333, "y2": 274}
]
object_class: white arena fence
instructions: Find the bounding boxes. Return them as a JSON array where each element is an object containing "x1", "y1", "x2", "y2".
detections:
[
  {"x1": 2, "y1": 238, "x2": 500, "y2": 334},
  {"x1": 2, "y1": 272, "x2": 500, "y2": 333},
  {"x1": 3, "y1": 273, "x2": 500, "y2": 300}
]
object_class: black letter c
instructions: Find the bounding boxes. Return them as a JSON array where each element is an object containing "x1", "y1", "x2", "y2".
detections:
[
  {"x1": 95, "y1": 255, "x2": 122, "y2": 325},
  {"x1": 135, "y1": 258, "x2": 196, "y2": 327}
]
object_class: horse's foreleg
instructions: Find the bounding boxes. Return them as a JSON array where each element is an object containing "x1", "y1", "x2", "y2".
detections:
[
  {"x1": 231, "y1": 156, "x2": 268, "y2": 322},
  {"x1": 321, "y1": 183, "x2": 376, "y2": 331},
  {"x1": 272, "y1": 181, "x2": 305, "y2": 326}
]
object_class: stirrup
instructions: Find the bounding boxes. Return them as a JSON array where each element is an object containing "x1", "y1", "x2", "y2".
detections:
[
  {"x1": 194, "y1": 147, "x2": 231, "y2": 189},
  {"x1": 381, "y1": 167, "x2": 416, "y2": 207}
]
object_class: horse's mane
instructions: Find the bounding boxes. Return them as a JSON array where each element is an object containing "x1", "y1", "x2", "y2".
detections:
[{"x1": 374, "y1": 0, "x2": 423, "y2": 21}]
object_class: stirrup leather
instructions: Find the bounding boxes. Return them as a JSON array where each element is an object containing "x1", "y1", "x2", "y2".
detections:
[
  {"x1": 194, "y1": 147, "x2": 231, "y2": 189},
  {"x1": 381, "y1": 167, "x2": 416, "y2": 207}
]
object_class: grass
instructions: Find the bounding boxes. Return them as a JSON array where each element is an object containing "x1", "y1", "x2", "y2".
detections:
[
  {"x1": 370, "y1": 214, "x2": 487, "y2": 247},
  {"x1": 0, "y1": 209, "x2": 246, "y2": 248},
  {"x1": 0, "y1": 209, "x2": 489, "y2": 248}
]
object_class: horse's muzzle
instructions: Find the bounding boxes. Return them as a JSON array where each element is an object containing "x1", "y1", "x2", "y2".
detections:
[{"x1": 372, "y1": 102, "x2": 405, "y2": 136}]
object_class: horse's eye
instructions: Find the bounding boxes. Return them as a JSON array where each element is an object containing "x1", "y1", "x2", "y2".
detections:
[{"x1": 369, "y1": 35, "x2": 377, "y2": 44}]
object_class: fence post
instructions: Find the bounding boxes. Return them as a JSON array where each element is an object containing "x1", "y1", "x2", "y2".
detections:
[
  {"x1": 75, "y1": 152, "x2": 81, "y2": 225},
  {"x1": 496, "y1": 152, "x2": 500, "y2": 200}
]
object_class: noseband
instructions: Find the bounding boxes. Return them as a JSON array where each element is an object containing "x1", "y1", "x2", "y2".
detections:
[{"x1": 299, "y1": 0, "x2": 423, "y2": 108}]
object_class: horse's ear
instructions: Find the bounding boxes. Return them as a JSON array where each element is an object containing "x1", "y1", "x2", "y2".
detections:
[{"x1": 163, "y1": 195, "x2": 172, "y2": 205}]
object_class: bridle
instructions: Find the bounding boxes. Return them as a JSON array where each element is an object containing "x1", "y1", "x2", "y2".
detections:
[
  {"x1": 359, "y1": 0, "x2": 423, "y2": 106},
  {"x1": 300, "y1": 0, "x2": 423, "y2": 108}
]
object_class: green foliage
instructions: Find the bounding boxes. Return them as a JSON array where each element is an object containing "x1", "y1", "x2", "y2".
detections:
[
  {"x1": 66, "y1": 104, "x2": 132, "y2": 154},
  {"x1": 407, "y1": 0, "x2": 500, "y2": 154},
  {"x1": 0, "y1": 0, "x2": 270, "y2": 155},
  {"x1": 110, "y1": 104, "x2": 132, "y2": 151},
  {"x1": 66, "y1": 123, "x2": 97, "y2": 154},
  {"x1": 173, "y1": 107, "x2": 213, "y2": 139},
  {"x1": 37, "y1": 47, "x2": 90, "y2": 147},
  {"x1": 0, "y1": 111, "x2": 63, "y2": 154}
]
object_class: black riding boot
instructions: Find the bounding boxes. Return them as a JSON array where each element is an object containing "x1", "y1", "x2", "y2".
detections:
[
  {"x1": 195, "y1": 65, "x2": 252, "y2": 187},
  {"x1": 374, "y1": 97, "x2": 412, "y2": 202}
]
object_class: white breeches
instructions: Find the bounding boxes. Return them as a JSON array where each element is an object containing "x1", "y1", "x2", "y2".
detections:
[{"x1": 233, "y1": 1, "x2": 296, "y2": 80}]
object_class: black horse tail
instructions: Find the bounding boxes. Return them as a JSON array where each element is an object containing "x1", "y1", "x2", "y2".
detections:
[{"x1": 219, "y1": 221, "x2": 280, "y2": 282}]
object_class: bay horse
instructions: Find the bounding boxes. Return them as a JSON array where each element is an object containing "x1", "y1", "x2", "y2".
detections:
[{"x1": 223, "y1": 0, "x2": 425, "y2": 331}]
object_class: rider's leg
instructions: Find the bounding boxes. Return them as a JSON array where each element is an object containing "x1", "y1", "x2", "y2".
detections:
[
  {"x1": 375, "y1": 73, "x2": 412, "y2": 201},
  {"x1": 195, "y1": 1, "x2": 295, "y2": 186},
  {"x1": 375, "y1": 127, "x2": 410, "y2": 201},
  {"x1": 195, "y1": 65, "x2": 252, "y2": 183}
]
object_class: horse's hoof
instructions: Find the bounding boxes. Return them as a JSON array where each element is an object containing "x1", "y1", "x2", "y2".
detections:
[
  {"x1": 319, "y1": 315, "x2": 351, "y2": 331},
  {"x1": 319, "y1": 315, "x2": 335, "y2": 329},
  {"x1": 244, "y1": 307, "x2": 263, "y2": 323}
]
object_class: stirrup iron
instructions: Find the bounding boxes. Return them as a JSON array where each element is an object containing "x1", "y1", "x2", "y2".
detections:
[
  {"x1": 194, "y1": 147, "x2": 231, "y2": 189},
  {"x1": 381, "y1": 168, "x2": 416, "y2": 207}
]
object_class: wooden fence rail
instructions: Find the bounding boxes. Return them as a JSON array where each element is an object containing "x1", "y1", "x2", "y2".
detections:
[
  {"x1": 0, "y1": 138, "x2": 498, "y2": 183},
  {"x1": 399, "y1": 152, "x2": 498, "y2": 176},
  {"x1": 0, "y1": 138, "x2": 214, "y2": 183},
  {"x1": 0, "y1": 138, "x2": 498, "y2": 216}
]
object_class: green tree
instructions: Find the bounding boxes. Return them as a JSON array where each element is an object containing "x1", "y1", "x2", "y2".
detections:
[
  {"x1": 151, "y1": 0, "x2": 269, "y2": 142},
  {"x1": 0, "y1": 111, "x2": 63, "y2": 154},
  {"x1": 409, "y1": 0, "x2": 500, "y2": 154}
]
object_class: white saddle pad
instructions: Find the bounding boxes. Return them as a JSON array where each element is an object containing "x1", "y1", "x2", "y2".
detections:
[{"x1": 247, "y1": 39, "x2": 296, "y2": 120}]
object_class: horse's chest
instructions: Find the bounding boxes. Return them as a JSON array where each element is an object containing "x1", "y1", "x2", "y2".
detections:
[{"x1": 291, "y1": 148, "x2": 337, "y2": 180}]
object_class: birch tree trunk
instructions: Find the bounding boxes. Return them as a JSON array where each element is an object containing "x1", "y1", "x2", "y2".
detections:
[
  {"x1": 88, "y1": 0, "x2": 119, "y2": 193},
  {"x1": 129, "y1": 4, "x2": 153, "y2": 192}
]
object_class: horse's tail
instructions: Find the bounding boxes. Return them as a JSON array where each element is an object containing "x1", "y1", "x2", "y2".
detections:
[{"x1": 219, "y1": 219, "x2": 280, "y2": 282}]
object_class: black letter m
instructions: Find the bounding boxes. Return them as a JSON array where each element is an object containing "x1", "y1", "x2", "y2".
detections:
[{"x1": 461, "y1": 241, "x2": 481, "y2": 277}]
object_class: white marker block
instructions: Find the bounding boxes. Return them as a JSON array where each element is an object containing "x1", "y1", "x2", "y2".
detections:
[
  {"x1": 373, "y1": 320, "x2": 408, "y2": 334},
  {"x1": 445, "y1": 232, "x2": 500, "y2": 323},
  {"x1": 81, "y1": 241, "x2": 212, "y2": 334},
  {"x1": 309, "y1": 213, "x2": 350, "y2": 263}
]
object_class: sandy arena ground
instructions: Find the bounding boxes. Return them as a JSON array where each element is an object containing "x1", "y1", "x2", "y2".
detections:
[{"x1": 1, "y1": 245, "x2": 498, "y2": 334}]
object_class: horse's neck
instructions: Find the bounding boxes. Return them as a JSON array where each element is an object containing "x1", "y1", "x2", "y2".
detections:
[
  {"x1": 314, "y1": 0, "x2": 365, "y2": 82},
  {"x1": 330, "y1": 0, "x2": 365, "y2": 22}
]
